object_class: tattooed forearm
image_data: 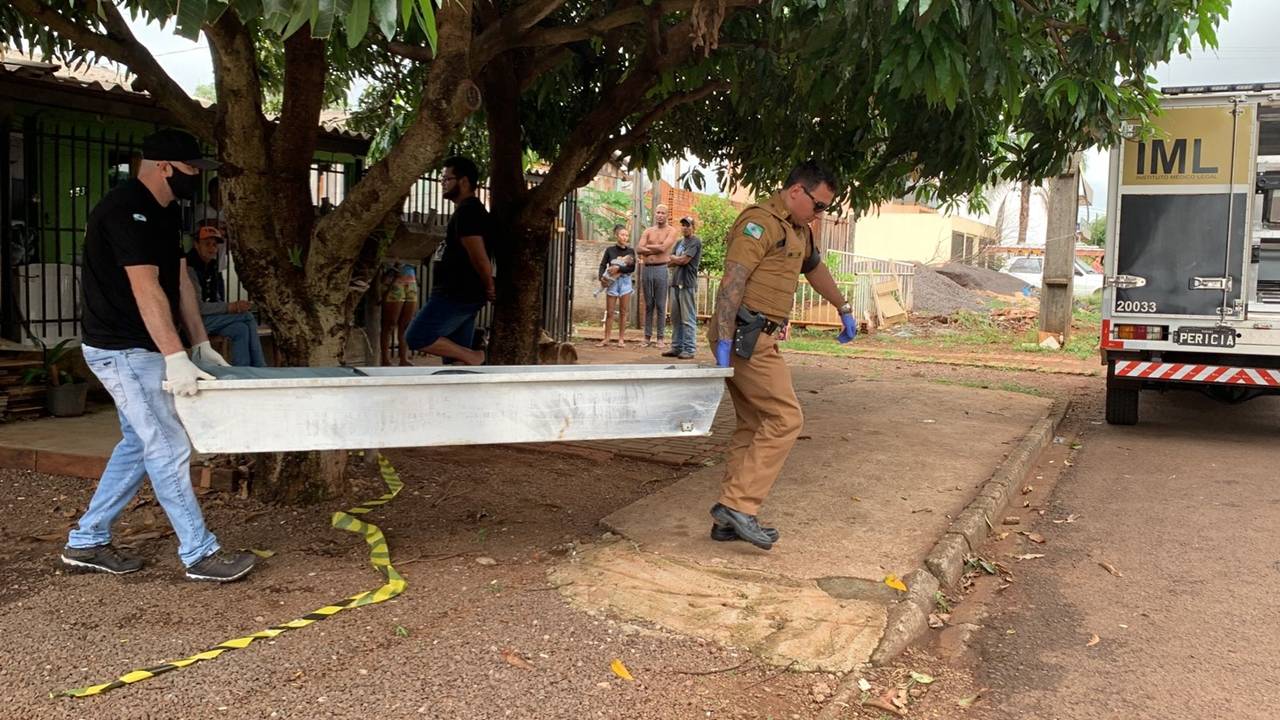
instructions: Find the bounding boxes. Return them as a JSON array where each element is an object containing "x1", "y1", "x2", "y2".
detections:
[{"x1": 715, "y1": 261, "x2": 750, "y2": 340}]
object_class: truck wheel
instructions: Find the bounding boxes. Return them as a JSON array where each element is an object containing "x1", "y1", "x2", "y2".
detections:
[{"x1": 1105, "y1": 384, "x2": 1139, "y2": 425}]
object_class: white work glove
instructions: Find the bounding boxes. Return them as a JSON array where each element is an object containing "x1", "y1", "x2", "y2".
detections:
[
  {"x1": 191, "y1": 340, "x2": 231, "y2": 368},
  {"x1": 164, "y1": 352, "x2": 215, "y2": 396}
]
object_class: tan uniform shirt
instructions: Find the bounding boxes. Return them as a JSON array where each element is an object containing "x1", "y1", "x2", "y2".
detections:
[{"x1": 723, "y1": 192, "x2": 818, "y2": 322}]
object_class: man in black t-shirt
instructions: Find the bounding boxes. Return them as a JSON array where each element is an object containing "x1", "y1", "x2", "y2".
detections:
[
  {"x1": 66, "y1": 129, "x2": 256, "y2": 583},
  {"x1": 405, "y1": 156, "x2": 494, "y2": 365}
]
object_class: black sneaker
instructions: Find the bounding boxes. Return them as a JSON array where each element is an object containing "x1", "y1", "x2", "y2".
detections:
[
  {"x1": 661, "y1": 349, "x2": 680, "y2": 357},
  {"x1": 185, "y1": 549, "x2": 256, "y2": 582},
  {"x1": 61, "y1": 544, "x2": 144, "y2": 575},
  {"x1": 710, "y1": 522, "x2": 780, "y2": 543}
]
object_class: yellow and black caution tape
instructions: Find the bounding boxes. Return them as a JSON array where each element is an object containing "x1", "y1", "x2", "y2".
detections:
[{"x1": 57, "y1": 454, "x2": 406, "y2": 698}]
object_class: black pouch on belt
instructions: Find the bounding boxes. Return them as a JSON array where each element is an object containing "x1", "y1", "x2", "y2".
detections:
[{"x1": 733, "y1": 307, "x2": 768, "y2": 359}]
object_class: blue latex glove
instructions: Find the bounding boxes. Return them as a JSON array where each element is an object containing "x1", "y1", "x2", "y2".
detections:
[
  {"x1": 837, "y1": 313, "x2": 858, "y2": 344},
  {"x1": 714, "y1": 339, "x2": 733, "y2": 367}
]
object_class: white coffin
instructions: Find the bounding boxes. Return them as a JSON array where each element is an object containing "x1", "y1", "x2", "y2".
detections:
[{"x1": 173, "y1": 364, "x2": 732, "y2": 454}]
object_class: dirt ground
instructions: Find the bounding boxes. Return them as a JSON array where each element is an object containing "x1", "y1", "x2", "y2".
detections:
[{"x1": 0, "y1": 348, "x2": 1099, "y2": 720}]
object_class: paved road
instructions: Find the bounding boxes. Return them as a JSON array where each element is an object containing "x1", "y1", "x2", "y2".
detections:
[{"x1": 972, "y1": 387, "x2": 1280, "y2": 720}]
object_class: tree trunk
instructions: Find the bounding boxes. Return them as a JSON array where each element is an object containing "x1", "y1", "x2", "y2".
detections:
[
  {"x1": 491, "y1": 218, "x2": 552, "y2": 365},
  {"x1": 1017, "y1": 180, "x2": 1031, "y2": 246}
]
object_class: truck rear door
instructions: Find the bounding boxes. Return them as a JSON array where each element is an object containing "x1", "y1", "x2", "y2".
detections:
[{"x1": 1113, "y1": 99, "x2": 1255, "y2": 321}]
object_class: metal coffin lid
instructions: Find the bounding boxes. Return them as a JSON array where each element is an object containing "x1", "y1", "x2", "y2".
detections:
[{"x1": 174, "y1": 364, "x2": 732, "y2": 454}]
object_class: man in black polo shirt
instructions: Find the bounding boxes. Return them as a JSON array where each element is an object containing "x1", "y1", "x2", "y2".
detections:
[
  {"x1": 405, "y1": 156, "x2": 494, "y2": 365},
  {"x1": 65, "y1": 129, "x2": 256, "y2": 583}
]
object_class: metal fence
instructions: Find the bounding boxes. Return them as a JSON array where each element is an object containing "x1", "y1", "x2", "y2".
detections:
[
  {"x1": 3, "y1": 118, "x2": 577, "y2": 347},
  {"x1": 2, "y1": 119, "x2": 149, "y2": 345}
]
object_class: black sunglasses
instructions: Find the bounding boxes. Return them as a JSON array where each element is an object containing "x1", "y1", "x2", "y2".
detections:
[{"x1": 801, "y1": 186, "x2": 830, "y2": 213}]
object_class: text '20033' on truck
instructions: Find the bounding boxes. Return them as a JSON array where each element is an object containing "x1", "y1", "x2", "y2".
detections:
[{"x1": 1102, "y1": 83, "x2": 1280, "y2": 424}]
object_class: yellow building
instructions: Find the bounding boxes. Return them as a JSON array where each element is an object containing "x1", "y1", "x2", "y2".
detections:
[{"x1": 850, "y1": 203, "x2": 999, "y2": 264}]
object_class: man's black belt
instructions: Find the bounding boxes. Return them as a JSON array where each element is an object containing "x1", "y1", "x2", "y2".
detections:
[{"x1": 645, "y1": 262, "x2": 668, "y2": 267}]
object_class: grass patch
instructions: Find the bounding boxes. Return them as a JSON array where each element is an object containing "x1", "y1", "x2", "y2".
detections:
[{"x1": 931, "y1": 378, "x2": 1051, "y2": 397}]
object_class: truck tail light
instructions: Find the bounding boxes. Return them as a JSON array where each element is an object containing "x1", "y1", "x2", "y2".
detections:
[{"x1": 1113, "y1": 324, "x2": 1167, "y2": 341}]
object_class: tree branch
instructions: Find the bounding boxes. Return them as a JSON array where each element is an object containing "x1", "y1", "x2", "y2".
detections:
[
  {"x1": 572, "y1": 80, "x2": 729, "y2": 188},
  {"x1": 386, "y1": 40, "x2": 433, "y2": 62},
  {"x1": 474, "y1": 0, "x2": 760, "y2": 68},
  {"x1": 311, "y1": 0, "x2": 481, "y2": 298},
  {"x1": 271, "y1": 30, "x2": 329, "y2": 179},
  {"x1": 519, "y1": 17, "x2": 704, "y2": 225},
  {"x1": 10, "y1": 0, "x2": 212, "y2": 140}
]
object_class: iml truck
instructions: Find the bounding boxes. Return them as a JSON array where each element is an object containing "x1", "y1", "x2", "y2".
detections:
[{"x1": 1102, "y1": 83, "x2": 1280, "y2": 424}]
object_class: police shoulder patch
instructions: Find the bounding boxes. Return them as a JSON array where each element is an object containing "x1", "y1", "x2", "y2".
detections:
[{"x1": 743, "y1": 222, "x2": 765, "y2": 240}]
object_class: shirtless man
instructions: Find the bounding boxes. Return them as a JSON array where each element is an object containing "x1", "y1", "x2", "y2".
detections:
[{"x1": 637, "y1": 204, "x2": 681, "y2": 347}]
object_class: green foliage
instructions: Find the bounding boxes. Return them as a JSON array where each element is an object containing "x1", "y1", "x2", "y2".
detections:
[
  {"x1": 691, "y1": 194, "x2": 738, "y2": 276},
  {"x1": 579, "y1": 187, "x2": 631, "y2": 240},
  {"x1": 1086, "y1": 214, "x2": 1107, "y2": 246},
  {"x1": 642, "y1": 0, "x2": 1229, "y2": 214},
  {"x1": 21, "y1": 338, "x2": 82, "y2": 387},
  {"x1": 193, "y1": 82, "x2": 217, "y2": 103}
]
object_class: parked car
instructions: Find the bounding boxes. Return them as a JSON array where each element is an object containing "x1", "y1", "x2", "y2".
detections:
[{"x1": 1005, "y1": 256, "x2": 1103, "y2": 297}]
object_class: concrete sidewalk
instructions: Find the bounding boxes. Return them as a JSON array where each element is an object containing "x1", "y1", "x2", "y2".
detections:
[{"x1": 553, "y1": 363, "x2": 1056, "y2": 672}]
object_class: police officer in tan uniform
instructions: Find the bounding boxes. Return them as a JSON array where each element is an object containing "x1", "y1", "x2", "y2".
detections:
[{"x1": 708, "y1": 161, "x2": 858, "y2": 549}]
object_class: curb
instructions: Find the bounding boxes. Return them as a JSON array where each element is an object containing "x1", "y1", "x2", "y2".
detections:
[{"x1": 867, "y1": 398, "x2": 1071, "y2": 666}]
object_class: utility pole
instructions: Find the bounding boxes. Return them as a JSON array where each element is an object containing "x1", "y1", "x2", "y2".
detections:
[
  {"x1": 1040, "y1": 152, "x2": 1082, "y2": 342},
  {"x1": 631, "y1": 169, "x2": 646, "y2": 330}
]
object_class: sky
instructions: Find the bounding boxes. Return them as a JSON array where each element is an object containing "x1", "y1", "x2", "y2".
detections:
[{"x1": 120, "y1": 0, "x2": 1280, "y2": 209}]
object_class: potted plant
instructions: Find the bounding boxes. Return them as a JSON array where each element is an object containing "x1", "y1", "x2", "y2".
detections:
[{"x1": 23, "y1": 339, "x2": 89, "y2": 417}]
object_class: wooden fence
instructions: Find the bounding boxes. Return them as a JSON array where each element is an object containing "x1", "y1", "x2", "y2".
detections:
[{"x1": 695, "y1": 253, "x2": 914, "y2": 327}]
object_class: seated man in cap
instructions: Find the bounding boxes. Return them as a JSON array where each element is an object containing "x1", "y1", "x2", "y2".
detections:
[{"x1": 185, "y1": 223, "x2": 266, "y2": 367}]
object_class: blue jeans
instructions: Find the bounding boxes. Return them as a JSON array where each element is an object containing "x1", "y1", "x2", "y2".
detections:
[
  {"x1": 69, "y1": 345, "x2": 220, "y2": 567},
  {"x1": 670, "y1": 285, "x2": 698, "y2": 356},
  {"x1": 405, "y1": 292, "x2": 484, "y2": 357},
  {"x1": 203, "y1": 312, "x2": 266, "y2": 367}
]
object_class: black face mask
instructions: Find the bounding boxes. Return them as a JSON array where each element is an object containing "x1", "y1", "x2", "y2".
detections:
[{"x1": 166, "y1": 167, "x2": 199, "y2": 201}]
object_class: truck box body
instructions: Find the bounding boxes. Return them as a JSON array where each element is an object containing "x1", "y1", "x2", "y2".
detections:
[{"x1": 1103, "y1": 85, "x2": 1280, "y2": 423}]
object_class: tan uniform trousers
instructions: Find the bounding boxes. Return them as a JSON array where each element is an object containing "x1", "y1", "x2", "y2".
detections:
[{"x1": 719, "y1": 330, "x2": 804, "y2": 516}]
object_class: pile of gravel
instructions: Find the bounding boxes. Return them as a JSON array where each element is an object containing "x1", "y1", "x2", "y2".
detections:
[
  {"x1": 932, "y1": 262, "x2": 1032, "y2": 296},
  {"x1": 910, "y1": 263, "x2": 986, "y2": 316}
]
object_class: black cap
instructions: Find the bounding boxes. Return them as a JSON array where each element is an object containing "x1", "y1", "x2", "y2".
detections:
[
  {"x1": 679, "y1": 216, "x2": 694, "y2": 226},
  {"x1": 142, "y1": 129, "x2": 219, "y2": 170}
]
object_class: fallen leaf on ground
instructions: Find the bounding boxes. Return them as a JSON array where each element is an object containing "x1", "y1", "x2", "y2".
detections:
[
  {"x1": 928, "y1": 614, "x2": 945, "y2": 629},
  {"x1": 909, "y1": 671, "x2": 935, "y2": 685},
  {"x1": 957, "y1": 689, "x2": 987, "y2": 707},
  {"x1": 994, "y1": 531, "x2": 1010, "y2": 541},
  {"x1": 884, "y1": 574, "x2": 908, "y2": 592},
  {"x1": 857, "y1": 678, "x2": 872, "y2": 692},
  {"x1": 610, "y1": 658, "x2": 634, "y2": 681},
  {"x1": 501, "y1": 648, "x2": 534, "y2": 671},
  {"x1": 476, "y1": 556, "x2": 498, "y2": 566},
  {"x1": 250, "y1": 549, "x2": 276, "y2": 559},
  {"x1": 1021, "y1": 485, "x2": 1034, "y2": 495},
  {"x1": 863, "y1": 694, "x2": 905, "y2": 716},
  {"x1": 1052, "y1": 513, "x2": 1081, "y2": 524},
  {"x1": 1099, "y1": 561, "x2": 1124, "y2": 577},
  {"x1": 1022, "y1": 532, "x2": 1046, "y2": 544},
  {"x1": 26, "y1": 532, "x2": 67, "y2": 543},
  {"x1": 1013, "y1": 553, "x2": 1045, "y2": 560},
  {"x1": 1087, "y1": 634, "x2": 1101, "y2": 647}
]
